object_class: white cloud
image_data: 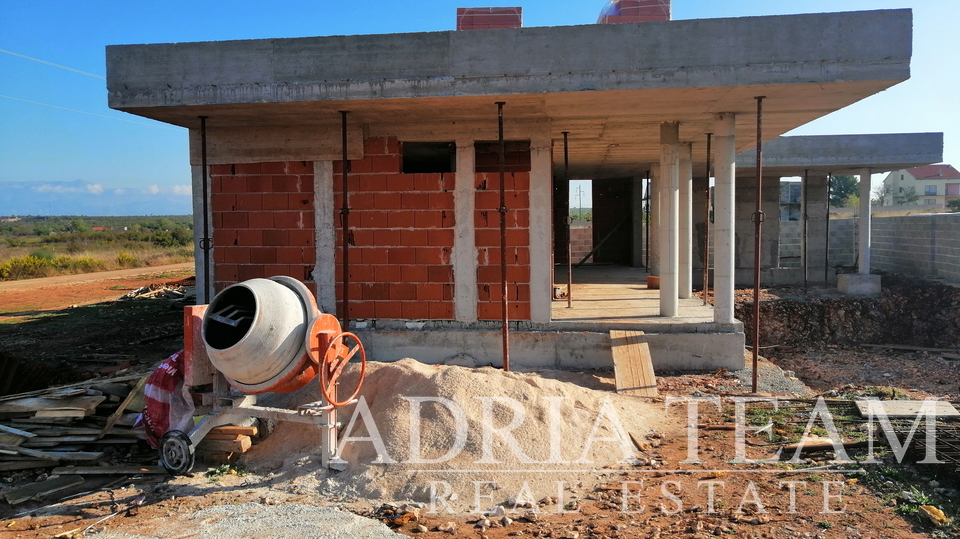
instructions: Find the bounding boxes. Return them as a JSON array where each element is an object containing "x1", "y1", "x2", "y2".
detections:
[
  {"x1": 144, "y1": 185, "x2": 161, "y2": 195},
  {"x1": 172, "y1": 185, "x2": 192, "y2": 196},
  {"x1": 86, "y1": 183, "x2": 104, "y2": 194},
  {"x1": 33, "y1": 184, "x2": 78, "y2": 193},
  {"x1": 114, "y1": 188, "x2": 126, "y2": 195}
]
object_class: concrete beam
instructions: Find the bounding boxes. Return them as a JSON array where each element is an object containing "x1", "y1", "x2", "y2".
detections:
[
  {"x1": 735, "y1": 133, "x2": 943, "y2": 177},
  {"x1": 108, "y1": 10, "x2": 911, "y2": 111}
]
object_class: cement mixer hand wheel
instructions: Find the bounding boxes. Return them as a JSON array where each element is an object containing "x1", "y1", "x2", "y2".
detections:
[
  {"x1": 159, "y1": 430, "x2": 195, "y2": 475},
  {"x1": 319, "y1": 332, "x2": 366, "y2": 407}
]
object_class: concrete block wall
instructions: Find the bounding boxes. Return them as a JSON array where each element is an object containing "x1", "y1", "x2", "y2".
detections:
[
  {"x1": 332, "y1": 137, "x2": 456, "y2": 320},
  {"x1": 778, "y1": 220, "x2": 802, "y2": 269},
  {"x1": 569, "y1": 227, "x2": 593, "y2": 263},
  {"x1": 872, "y1": 213, "x2": 960, "y2": 283},
  {"x1": 474, "y1": 171, "x2": 531, "y2": 320},
  {"x1": 828, "y1": 219, "x2": 857, "y2": 267},
  {"x1": 209, "y1": 161, "x2": 316, "y2": 294}
]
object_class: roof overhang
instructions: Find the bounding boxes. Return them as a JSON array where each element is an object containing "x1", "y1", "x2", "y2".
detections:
[{"x1": 107, "y1": 9, "x2": 912, "y2": 178}]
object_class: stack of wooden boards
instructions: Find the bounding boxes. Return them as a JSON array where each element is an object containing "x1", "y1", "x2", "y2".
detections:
[
  {"x1": 196, "y1": 425, "x2": 258, "y2": 465},
  {"x1": 0, "y1": 373, "x2": 149, "y2": 473}
]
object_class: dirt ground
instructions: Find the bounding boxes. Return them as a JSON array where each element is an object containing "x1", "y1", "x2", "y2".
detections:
[{"x1": 1, "y1": 276, "x2": 960, "y2": 538}]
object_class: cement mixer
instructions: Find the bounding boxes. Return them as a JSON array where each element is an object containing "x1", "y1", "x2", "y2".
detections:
[{"x1": 158, "y1": 276, "x2": 365, "y2": 475}]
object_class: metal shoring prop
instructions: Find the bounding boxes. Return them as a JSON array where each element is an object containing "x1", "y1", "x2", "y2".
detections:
[
  {"x1": 563, "y1": 131, "x2": 572, "y2": 308},
  {"x1": 339, "y1": 111, "x2": 351, "y2": 332},
  {"x1": 825, "y1": 173, "x2": 832, "y2": 284},
  {"x1": 802, "y1": 168, "x2": 809, "y2": 291},
  {"x1": 199, "y1": 116, "x2": 212, "y2": 304},
  {"x1": 751, "y1": 96, "x2": 765, "y2": 394},
  {"x1": 703, "y1": 133, "x2": 713, "y2": 306},
  {"x1": 645, "y1": 170, "x2": 651, "y2": 272},
  {"x1": 496, "y1": 102, "x2": 510, "y2": 372}
]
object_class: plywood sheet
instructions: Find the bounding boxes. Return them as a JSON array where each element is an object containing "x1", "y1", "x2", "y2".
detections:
[{"x1": 855, "y1": 400, "x2": 960, "y2": 418}]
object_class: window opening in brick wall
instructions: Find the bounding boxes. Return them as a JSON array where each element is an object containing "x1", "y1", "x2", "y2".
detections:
[
  {"x1": 474, "y1": 140, "x2": 531, "y2": 173},
  {"x1": 401, "y1": 141, "x2": 456, "y2": 173}
]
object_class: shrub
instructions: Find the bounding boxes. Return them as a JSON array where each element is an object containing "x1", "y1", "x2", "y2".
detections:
[
  {"x1": 0, "y1": 255, "x2": 55, "y2": 280},
  {"x1": 29, "y1": 248, "x2": 56, "y2": 260},
  {"x1": 116, "y1": 251, "x2": 141, "y2": 268}
]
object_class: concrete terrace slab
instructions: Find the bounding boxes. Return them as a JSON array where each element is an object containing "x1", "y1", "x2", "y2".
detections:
[
  {"x1": 735, "y1": 133, "x2": 944, "y2": 177},
  {"x1": 107, "y1": 9, "x2": 912, "y2": 179}
]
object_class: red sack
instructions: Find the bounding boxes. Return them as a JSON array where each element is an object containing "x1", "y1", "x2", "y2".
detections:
[{"x1": 137, "y1": 350, "x2": 196, "y2": 448}]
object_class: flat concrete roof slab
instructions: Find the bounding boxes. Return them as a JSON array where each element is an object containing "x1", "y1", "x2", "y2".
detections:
[
  {"x1": 107, "y1": 9, "x2": 912, "y2": 178},
  {"x1": 735, "y1": 133, "x2": 944, "y2": 176}
]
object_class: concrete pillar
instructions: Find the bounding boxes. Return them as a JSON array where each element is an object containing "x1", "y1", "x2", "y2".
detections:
[
  {"x1": 313, "y1": 160, "x2": 337, "y2": 314},
  {"x1": 858, "y1": 168, "x2": 872, "y2": 274},
  {"x1": 803, "y1": 174, "x2": 830, "y2": 284},
  {"x1": 713, "y1": 114, "x2": 736, "y2": 324},
  {"x1": 650, "y1": 164, "x2": 660, "y2": 276},
  {"x1": 529, "y1": 135, "x2": 553, "y2": 323},
  {"x1": 453, "y1": 140, "x2": 478, "y2": 322},
  {"x1": 189, "y1": 163, "x2": 211, "y2": 304},
  {"x1": 632, "y1": 176, "x2": 645, "y2": 268},
  {"x1": 691, "y1": 176, "x2": 708, "y2": 278},
  {"x1": 659, "y1": 122, "x2": 680, "y2": 317},
  {"x1": 679, "y1": 143, "x2": 693, "y2": 298}
]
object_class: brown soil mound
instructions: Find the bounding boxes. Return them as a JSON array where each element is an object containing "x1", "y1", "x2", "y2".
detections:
[{"x1": 244, "y1": 359, "x2": 672, "y2": 511}]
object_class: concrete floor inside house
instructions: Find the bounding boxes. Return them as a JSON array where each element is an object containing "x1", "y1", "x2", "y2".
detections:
[{"x1": 551, "y1": 265, "x2": 715, "y2": 324}]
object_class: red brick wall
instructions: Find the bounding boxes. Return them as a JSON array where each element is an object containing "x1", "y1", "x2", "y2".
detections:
[
  {"x1": 475, "y1": 172, "x2": 531, "y2": 320},
  {"x1": 456, "y1": 7, "x2": 522, "y2": 30},
  {"x1": 332, "y1": 137, "x2": 456, "y2": 320},
  {"x1": 210, "y1": 161, "x2": 315, "y2": 294}
]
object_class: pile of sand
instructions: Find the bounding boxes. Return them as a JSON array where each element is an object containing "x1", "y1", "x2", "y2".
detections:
[{"x1": 246, "y1": 359, "x2": 671, "y2": 511}]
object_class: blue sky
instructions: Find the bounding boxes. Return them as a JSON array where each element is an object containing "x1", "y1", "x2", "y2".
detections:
[{"x1": 1, "y1": 0, "x2": 957, "y2": 214}]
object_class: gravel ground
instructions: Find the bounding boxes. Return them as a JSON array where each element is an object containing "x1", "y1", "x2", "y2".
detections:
[
  {"x1": 722, "y1": 354, "x2": 815, "y2": 397},
  {"x1": 92, "y1": 503, "x2": 404, "y2": 539}
]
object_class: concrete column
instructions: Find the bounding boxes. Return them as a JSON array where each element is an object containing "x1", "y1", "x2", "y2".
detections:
[
  {"x1": 529, "y1": 135, "x2": 553, "y2": 323},
  {"x1": 189, "y1": 163, "x2": 211, "y2": 304},
  {"x1": 631, "y1": 176, "x2": 645, "y2": 268},
  {"x1": 454, "y1": 140, "x2": 478, "y2": 322},
  {"x1": 679, "y1": 143, "x2": 693, "y2": 298},
  {"x1": 313, "y1": 160, "x2": 337, "y2": 314},
  {"x1": 649, "y1": 164, "x2": 660, "y2": 276},
  {"x1": 858, "y1": 168, "x2": 872, "y2": 274},
  {"x1": 803, "y1": 174, "x2": 830, "y2": 284},
  {"x1": 713, "y1": 113, "x2": 736, "y2": 324},
  {"x1": 659, "y1": 122, "x2": 680, "y2": 317}
]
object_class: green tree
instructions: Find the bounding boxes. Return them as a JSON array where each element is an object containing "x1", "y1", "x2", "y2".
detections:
[
  {"x1": 844, "y1": 194, "x2": 860, "y2": 209},
  {"x1": 829, "y1": 175, "x2": 858, "y2": 207},
  {"x1": 947, "y1": 199, "x2": 960, "y2": 212},
  {"x1": 68, "y1": 219, "x2": 88, "y2": 233},
  {"x1": 871, "y1": 183, "x2": 890, "y2": 206},
  {"x1": 899, "y1": 186, "x2": 920, "y2": 205}
]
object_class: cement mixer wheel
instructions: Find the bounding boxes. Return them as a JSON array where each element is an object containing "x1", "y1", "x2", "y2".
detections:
[
  {"x1": 160, "y1": 430, "x2": 195, "y2": 475},
  {"x1": 319, "y1": 331, "x2": 366, "y2": 407}
]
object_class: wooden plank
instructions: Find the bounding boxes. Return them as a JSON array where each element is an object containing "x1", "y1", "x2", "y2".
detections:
[
  {"x1": 3, "y1": 475, "x2": 84, "y2": 505},
  {"x1": 196, "y1": 436, "x2": 251, "y2": 454},
  {"x1": 0, "y1": 423, "x2": 37, "y2": 437},
  {"x1": 0, "y1": 396, "x2": 106, "y2": 415},
  {"x1": 855, "y1": 400, "x2": 960, "y2": 418},
  {"x1": 0, "y1": 373, "x2": 145, "y2": 403},
  {"x1": 203, "y1": 433, "x2": 243, "y2": 441},
  {"x1": 0, "y1": 460, "x2": 60, "y2": 471},
  {"x1": 0, "y1": 443, "x2": 103, "y2": 461},
  {"x1": 210, "y1": 426, "x2": 258, "y2": 436},
  {"x1": 610, "y1": 330, "x2": 658, "y2": 397},
  {"x1": 99, "y1": 376, "x2": 148, "y2": 439},
  {"x1": 33, "y1": 410, "x2": 89, "y2": 419},
  {"x1": 0, "y1": 433, "x2": 25, "y2": 445},
  {"x1": 51, "y1": 466, "x2": 166, "y2": 475}
]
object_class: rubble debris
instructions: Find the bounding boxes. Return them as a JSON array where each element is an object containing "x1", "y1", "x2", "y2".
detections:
[{"x1": 120, "y1": 283, "x2": 187, "y2": 300}]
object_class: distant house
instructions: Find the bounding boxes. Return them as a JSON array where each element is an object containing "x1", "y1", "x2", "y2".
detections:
[
  {"x1": 883, "y1": 164, "x2": 960, "y2": 206},
  {"x1": 91, "y1": 227, "x2": 108, "y2": 231}
]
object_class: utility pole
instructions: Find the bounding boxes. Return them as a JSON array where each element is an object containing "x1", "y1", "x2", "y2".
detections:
[{"x1": 576, "y1": 185, "x2": 584, "y2": 220}]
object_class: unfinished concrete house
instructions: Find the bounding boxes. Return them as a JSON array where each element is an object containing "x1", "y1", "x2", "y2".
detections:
[{"x1": 106, "y1": 8, "x2": 919, "y2": 371}]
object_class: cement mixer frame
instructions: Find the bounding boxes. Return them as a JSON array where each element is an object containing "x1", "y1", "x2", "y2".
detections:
[{"x1": 159, "y1": 277, "x2": 365, "y2": 475}]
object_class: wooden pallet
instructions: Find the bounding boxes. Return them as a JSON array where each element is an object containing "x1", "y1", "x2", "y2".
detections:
[{"x1": 610, "y1": 330, "x2": 658, "y2": 397}]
